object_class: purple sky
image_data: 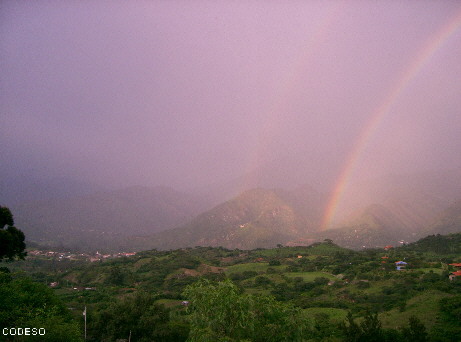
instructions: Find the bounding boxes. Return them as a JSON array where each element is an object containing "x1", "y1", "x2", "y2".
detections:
[{"x1": 2, "y1": 1, "x2": 461, "y2": 192}]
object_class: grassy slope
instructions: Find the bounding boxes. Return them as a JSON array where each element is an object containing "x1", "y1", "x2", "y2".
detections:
[
  {"x1": 303, "y1": 307, "x2": 348, "y2": 322},
  {"x1": 379, "y1": 290, "x2": 453, "y2": 329},
  {"x1": 284, "y1": 271, "x2": 337, "y2": 281},
  {"x1": 13, "y1": 235, "x2": 461, "y2": 336}
]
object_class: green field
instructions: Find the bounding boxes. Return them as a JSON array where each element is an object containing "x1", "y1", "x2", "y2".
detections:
[
  {"x1": 253, "y1": 243, "x2": 350, "y2": 258},
  {"x1": 303, "y1": 307, "x2": 348, "y2": 322},
  {"x1": 155, "y1": 298, "x2": 183, "y2": 308},
  {"x1": 225, "y1": 262, "x2": 274, "y2": 274},
  {"x1": 419, "y1": 267, "x2": 444, "y2": 274},
  {"x1": 379, "y1": 290, "x2": 453, "y2": 329},
  {"x1": 284, "y1": 271, "x2": 337, "y2": 281},
  {"x1": 253, "y1": 247, "x2": 310, "y2": 258}
]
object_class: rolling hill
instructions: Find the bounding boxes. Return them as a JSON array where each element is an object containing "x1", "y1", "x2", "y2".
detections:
[
  {"x1": 126, "y1": 187, "x2": 324, "y2": 250},
  {"x1": 313, "y1": 204, "x2": 414, "y2": 249}
]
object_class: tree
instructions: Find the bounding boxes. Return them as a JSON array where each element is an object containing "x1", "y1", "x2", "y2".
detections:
[
  {"x1": 342, "y1": 312, "x2": 361, "y2": 342},
  {"x1": 183, "y1": 279, "x2": 252, "y2": 341},
  {"x1": 91, "y1": 291, "x2": 186, "y2": 342},
  {"x1": 106, "y1": 266, "x2": 125, "y2": 286},
  {"x1": 341, "y1": 311, "x2": 384, "y2": 342},
  {"x1": 183, "y1": 279, "x2": 313, "y2": 342},
  {"x1": 360, "y1": 312, "x2": 384, "y2": 342},
  {"x1": 430, "y1": 296, "x2": 461, "y2": 341},
  {"x1": 269, "y1": 259, "x2": 281, "y2": 266},
  {"x1": 0, "y1": 273, "x2": 82, "y2": 341},
  {"x1": 400, "y1": 316, "x2": 428, "y2": 342},
  {"x1": 0, "y1": 206, "x2": 26, "y2": 261}
]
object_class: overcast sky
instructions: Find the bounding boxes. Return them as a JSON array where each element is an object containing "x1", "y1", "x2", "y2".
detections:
[{"x1": 2, "y1": 1, "x2": 461, "y2": 193}]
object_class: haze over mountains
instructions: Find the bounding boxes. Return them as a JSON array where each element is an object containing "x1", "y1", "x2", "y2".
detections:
[
  {"x1": 126, "y1": 186, "x2": 324, "y2": 251},
  {"x1": 11, "y1": 186, "x2": 208, "y2": 251},
  {"x1": 425, "y1": 200, "x2": 461, "y2": 236},
  {"x1": 5, "y1": 167, "x2": 461, "y2": 252}
]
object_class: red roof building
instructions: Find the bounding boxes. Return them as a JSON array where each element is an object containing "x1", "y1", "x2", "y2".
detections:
[{"x1": 449, "y1": 270, "x2": 461, "y2": 281}]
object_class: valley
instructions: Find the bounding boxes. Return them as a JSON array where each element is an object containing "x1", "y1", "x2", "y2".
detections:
[{"x1": 3, "y1": 234, "x2": 461, "y2": 341}]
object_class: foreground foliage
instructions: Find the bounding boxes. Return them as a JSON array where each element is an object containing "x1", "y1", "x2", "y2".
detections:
[
  {"x1": 0, "y1": 206, "x2": 26, "y2": 261},
  {"x1": 5, "y1": 234, "x2": 461, "y2": 341},
  {"x1": 89, "y1": 291, "x2": 188, "y2": 342},
  {"x1": 183, "y1": 279, "x2": 312, "y2": 341},
  {"x1": 0, "y1": 269, "x2": 82, "y2": 342}
]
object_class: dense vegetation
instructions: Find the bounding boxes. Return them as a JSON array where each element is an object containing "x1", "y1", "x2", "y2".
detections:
[
  {"x1": 2, "y1": 234, "x2": 461, "y2": 341},
  {"x1": 0, "y1": 269, "x2": 82, "y2": 341},
  {"x1": 0, "y1": 206, "x2": 26, "y2": 261},
  {"x1": 401, "y1": 233, "x2": 461, "y2": 254}
]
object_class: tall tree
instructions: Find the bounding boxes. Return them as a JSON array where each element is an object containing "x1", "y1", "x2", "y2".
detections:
[
  {"x1": 341, "y1": 311, "x2": 385, "y2": 342},
  {"x1": 183, "y1": 279, "x2": 313, "y2": 342},
  {"x1": 0, "y1": 206, "x2": 26, "y2": 261},
  {"x1": 0, "y1": 273, "x2": 82, "y2": 341},
  {"x1": 91, "y1": 291, "x2": 186, "y2": 342},
  {"x1": 400, "y1": 316, "x2": 428, "y2": 342}
]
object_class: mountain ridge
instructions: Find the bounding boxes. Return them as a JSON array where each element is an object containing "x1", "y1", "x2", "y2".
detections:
[{"x1": 124, "y1": 187, "x2": 323, "y2": 250}]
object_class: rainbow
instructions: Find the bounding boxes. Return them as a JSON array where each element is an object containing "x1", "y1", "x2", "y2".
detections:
[{"x1": 320, "y1": 7, "x2": 461, "y2": 230}]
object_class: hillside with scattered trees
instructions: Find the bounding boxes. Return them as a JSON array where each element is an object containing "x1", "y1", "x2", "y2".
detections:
[{"x1": 3, "y1": 231, "x2": 461, "y2": 341}]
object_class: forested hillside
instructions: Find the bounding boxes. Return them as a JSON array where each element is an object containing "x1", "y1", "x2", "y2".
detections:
[{"x1": 4, "y1": 234, "x2": 461, "y2": 341}]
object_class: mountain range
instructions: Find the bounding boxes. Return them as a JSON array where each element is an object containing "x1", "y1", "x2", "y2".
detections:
[
  {"x1": 125, "y1": 186, "x2": 324, "y2": 250},
  {"x1": 4, "y1": 169, "x2": 461, "y2": 252}
]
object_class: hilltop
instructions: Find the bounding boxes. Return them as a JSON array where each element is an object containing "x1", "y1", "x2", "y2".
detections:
[
  {"x1": 425, "y1": 200, "x2": 461, "y2": 236},
  {"x1": 127, "y1": 187, "x2": 324, "y2": 250},
  {"x1": 312, "y1": 204, "x2": 414, "y2": 249}
]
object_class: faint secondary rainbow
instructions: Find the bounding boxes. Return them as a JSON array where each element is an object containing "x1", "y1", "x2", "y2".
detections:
[
  {"x1": 320, "y1": 8, "x2": 461, "y2": 230},
  {"x1": 238, "y1": 2, "x2": 346, "y2": 193}
]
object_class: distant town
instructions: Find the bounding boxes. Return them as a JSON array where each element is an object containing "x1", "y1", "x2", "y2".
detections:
[{"x1": 27, "y1": 249, "x2": 137, "y2": 262}]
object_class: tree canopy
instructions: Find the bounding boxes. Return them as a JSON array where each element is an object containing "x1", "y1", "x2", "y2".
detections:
[
  {"x1": 0, "y1": 270, "x2": 82, "y2": 342},
  {"x1": 0, "y1": 206, "x2": 27, "y2": 261},
  {"x1": 183, "y1": 279, "x2": 313, "y2": 341}
]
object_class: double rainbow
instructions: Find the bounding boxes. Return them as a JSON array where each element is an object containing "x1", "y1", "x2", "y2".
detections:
[
  {"x1": 236, "y1": 4, "x2": 461, "y2": 230},
  {"x1": 320, "y1": 7, "x2": 461, "y2": 230}
]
